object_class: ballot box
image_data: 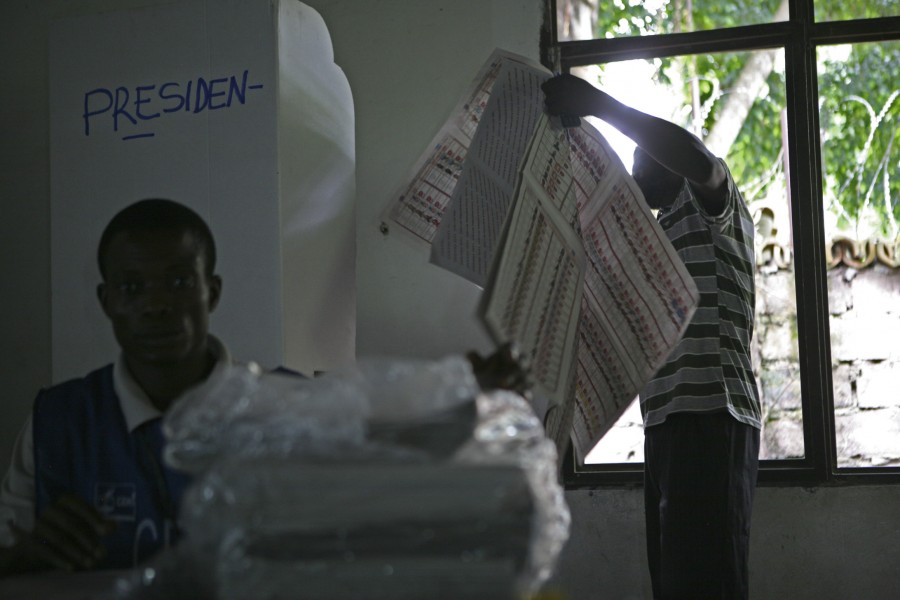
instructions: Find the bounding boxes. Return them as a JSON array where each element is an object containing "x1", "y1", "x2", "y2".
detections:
[{"x1": 98, "y1": 357, "x2": 571, "y2": 600}]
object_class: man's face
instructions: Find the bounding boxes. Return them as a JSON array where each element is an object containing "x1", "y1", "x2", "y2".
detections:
[
  {"x1": 631, "y1": 148, "x2": 684, "y2": 210},
  {"x1": 97, "y1": 228, "x2": 221, "y2": 371}
]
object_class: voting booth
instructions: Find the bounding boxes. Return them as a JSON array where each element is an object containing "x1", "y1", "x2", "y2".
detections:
[{"x1": 48, "y1": 0, "x2": 355, "y2": 379}]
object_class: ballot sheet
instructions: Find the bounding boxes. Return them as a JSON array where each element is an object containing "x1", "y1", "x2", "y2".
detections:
[
  {"x1": 477, "y1": 115, "x2": 584, "y2": 454},
  {"x1": 383, "y1": 50, "x2": 699, "y2": 462},
  {"x1": 429, "y1": 56, "x2": 552, "y2": 285},
  {"x1": 381, "y1": 50, "x2": 550, "y2": 252},
  {"x1": 560, "y1": 121, "x2": 699, "y2": 461}
]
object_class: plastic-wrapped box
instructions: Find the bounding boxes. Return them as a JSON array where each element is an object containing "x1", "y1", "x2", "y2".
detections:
[{"x1": 101, "y1": 356, "x2": 570, "y2": 600}]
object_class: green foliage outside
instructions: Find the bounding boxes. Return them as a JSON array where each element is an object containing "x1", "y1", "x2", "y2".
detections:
[
  {"x1": 819, "y1": 42, "x2": 899, "y2": 239},
  {"x1": 589, "y1": 0, "x2": 899, "y2": 239},
  {"x1": 816, "y1": 0, "x2": 898, "y2": 22}
]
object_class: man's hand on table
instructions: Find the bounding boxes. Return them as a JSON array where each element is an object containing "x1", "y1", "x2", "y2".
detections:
[
  {"x1": 1, "y1": 494, "x2": 115, "y2": 576},
  {"x1": 467, "y1": 342, "x2": 533, "y2": 397}
]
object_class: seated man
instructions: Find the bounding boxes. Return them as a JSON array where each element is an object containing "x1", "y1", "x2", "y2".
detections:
[
  {"x1": 0, "y1": 199, "x2": 534, "y2": 578},
  {"x1": 0, "y1": 198, "x2": 230, "y2": 574}
]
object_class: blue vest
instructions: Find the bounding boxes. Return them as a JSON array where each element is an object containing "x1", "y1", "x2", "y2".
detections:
[{"x1": 32, "y1": 365, "x2": 192, "y2": 569}]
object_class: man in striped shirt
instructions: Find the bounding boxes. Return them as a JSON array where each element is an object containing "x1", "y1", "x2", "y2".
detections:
[{"x1": 544, "y1": 74, "x2": 761, "y2": 600}]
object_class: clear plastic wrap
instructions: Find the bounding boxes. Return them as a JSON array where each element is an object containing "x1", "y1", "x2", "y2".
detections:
[
  {"x1": 98, "y1": 355, "x2": 570, "y2": 600},
  {"x1": 162, "y1": 362, "x2": 371, "y2": 474},
  {"x1": 455, "y1": 390, "x2": 572, "y2": 591}
]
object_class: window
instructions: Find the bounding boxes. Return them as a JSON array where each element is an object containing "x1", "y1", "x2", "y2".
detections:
[
  {"x1": 818, "y1": 39, "x2": 900, "y2": 468},
  {"x1": 545, "y1": 0, "x2": 900, "y2": 485}
]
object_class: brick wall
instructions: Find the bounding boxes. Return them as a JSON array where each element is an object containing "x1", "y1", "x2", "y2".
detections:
[{"x1": 756, "y1": 259, "x2": 900, "y2": 466}]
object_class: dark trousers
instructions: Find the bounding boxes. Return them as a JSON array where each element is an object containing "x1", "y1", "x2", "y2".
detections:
[{"x1": 644, "y1": 412, "x2": 760, "y2": 600}]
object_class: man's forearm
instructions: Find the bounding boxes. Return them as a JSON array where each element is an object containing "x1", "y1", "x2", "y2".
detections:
[{"x1": 591, "y1": 96, "x2": 720, "y2": 186}]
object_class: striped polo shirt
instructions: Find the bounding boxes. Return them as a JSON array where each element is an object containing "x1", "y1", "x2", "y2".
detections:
[{"x1": 640, "y1": 159, "x2": 761, "y2": 430}]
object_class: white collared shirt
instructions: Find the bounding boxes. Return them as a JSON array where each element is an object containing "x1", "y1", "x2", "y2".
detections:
[{"x1": 0, "y1": 336, "x2": 232, "y2": 546}]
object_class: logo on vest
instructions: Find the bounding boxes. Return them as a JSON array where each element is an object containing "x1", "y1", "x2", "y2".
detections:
[{"x1": 95, "y1": 482, "x2": 137, "y2": 521}]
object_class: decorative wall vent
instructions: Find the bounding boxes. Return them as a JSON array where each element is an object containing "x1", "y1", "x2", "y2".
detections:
[
  {"x1": 826, "y1": 237, "x2": 900, "y2": 269},
  {"x1": 753, "y1": 207, "x2": 900, "y2": 270}
]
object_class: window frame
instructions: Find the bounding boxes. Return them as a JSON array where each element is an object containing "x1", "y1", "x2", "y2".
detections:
[{"x1": 542, "y1": 0, "x2": 900, "y2": 488}]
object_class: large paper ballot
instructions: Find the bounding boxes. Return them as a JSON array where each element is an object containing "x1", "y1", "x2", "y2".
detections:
[
  {"x1": 483, "y1": 115, "x2": 700, "y2": 460},
  {"x1": 382, "y1": 50, "x2": 534, "y2": 248},
  {"x1": 383, "y1": 49, "x2": 699, "y2": 462}
]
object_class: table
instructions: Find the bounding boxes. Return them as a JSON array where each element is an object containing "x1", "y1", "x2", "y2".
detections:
[{"x1": 0, "y1": 569, "x2": 126, "y2": 600}]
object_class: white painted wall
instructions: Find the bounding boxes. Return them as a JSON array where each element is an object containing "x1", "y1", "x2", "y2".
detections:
[
  {"x1": 1, "y1": 1, "x2": 898, "y2": 598},
  {"x1": 551, "y1": 485, "x2": 900, "y2": 599},
  {"x1": 302, "y1": 0, "x2": 543, "y2": 363}
]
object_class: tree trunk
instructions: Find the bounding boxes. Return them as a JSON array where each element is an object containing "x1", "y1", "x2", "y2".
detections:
[{"x1": 703, "y1": 0, "x2": 789, "y2": 156}]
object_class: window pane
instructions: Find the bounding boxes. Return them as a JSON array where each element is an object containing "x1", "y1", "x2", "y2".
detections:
[
  {"x1": 818, "y1": 41, "x2": 900, "y2": 468},
  {"x1": 581, "y1": 50, "x2": 801, "y2": 464},
  {"x1": 557, "y1": 0, "x2": 788, "y2": 42},
  {"x1": 815, "y1": 0, "x2": 899, "y2": 23},
  {"x1": 585, "y1": 398, "x2": 643, "y2": 463}
]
